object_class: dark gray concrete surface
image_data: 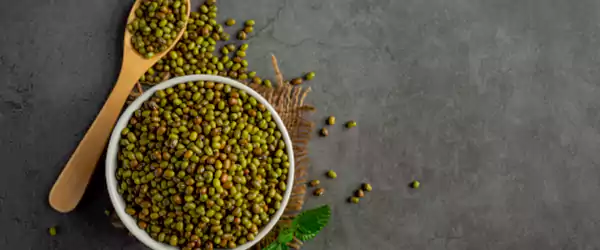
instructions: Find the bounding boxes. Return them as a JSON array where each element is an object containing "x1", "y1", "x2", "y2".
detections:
[{"x1": 2, "y1": 0, "x2": 600, "y2": 249}]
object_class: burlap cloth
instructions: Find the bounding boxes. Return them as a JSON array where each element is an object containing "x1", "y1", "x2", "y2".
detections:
[{"x1": 113, "y1": 55, "x2": 314, "y2": 249}]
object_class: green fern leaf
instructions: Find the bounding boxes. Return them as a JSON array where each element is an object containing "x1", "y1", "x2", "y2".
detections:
[
  {"x1": 292, "y1": 205, "x2": 331, "y2": 241},
  {"x1": 295, "y1": 231, "x2": 319, "y2": 241},
  {"x1": 263, "y1": 242, "x2": 288, "y2": 250},
  {"x1": 277, "y1": 226, "x2": 295, "y2": 243}
]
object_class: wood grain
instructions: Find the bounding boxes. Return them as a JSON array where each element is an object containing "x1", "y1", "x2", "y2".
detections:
[{"x1": 48, "y1": 0, "x2": 190, "y2": 213}]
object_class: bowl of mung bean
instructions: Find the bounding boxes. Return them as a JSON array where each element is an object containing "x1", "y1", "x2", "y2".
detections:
[{"x1": 106, "y1": 74, "x2": 295, "y2": 250}]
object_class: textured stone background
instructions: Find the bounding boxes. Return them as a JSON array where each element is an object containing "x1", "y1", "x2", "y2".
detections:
[{"x1": 3, "y1": 0, "x2": 600, "y2": 249}]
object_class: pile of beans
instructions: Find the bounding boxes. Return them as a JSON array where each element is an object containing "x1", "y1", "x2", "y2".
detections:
[
  {"x1": 128, "y1": 0, "x2": 189, "y2": 58},
  {"x1": 139, "y1": 1, "x2": 265, "y2": 87},
  {"x1": 116, "y1": 81, "x2": 290, "y2": 249}
]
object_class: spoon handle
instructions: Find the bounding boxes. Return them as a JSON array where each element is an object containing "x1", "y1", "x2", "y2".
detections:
[{"x1": 49, "y1": 69, "x2": 140, "y2": 213}]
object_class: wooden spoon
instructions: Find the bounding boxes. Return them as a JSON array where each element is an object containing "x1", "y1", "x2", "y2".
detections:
[{"x1": 48, "y1": 0, "x2": 190, "y2": 213}]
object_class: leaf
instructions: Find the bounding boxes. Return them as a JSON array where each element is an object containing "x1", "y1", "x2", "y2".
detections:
[
  {"x1": 295, "y1": 231, "x2": 318, "y2": 242},
  {"x1": 292, "y1": 205, "x2": 331, "y2": 241},
  {"x1": 263, "y1": 242, "x2": 288, "y2": 250},
  {"x1": 277, "y1": 226, "x2": 295, "y2": 244}
]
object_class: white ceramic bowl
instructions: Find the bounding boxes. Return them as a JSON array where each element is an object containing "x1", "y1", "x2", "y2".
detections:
[{"x1": 106, "y1": 75, "x2": 295, "y2": 250}]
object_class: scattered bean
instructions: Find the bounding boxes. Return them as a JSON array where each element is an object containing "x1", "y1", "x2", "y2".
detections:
[
  {"x1": 309, "y1": 180, "x2": 320, "y2": 187},
  {"x1": 327, "y1": 116, "x2": 335, "y2": 125},
  {"x1": 355, "y1": 189, "x2": 365, "y2": 198},
  {"x1": 305, "y1": 72, "x2": 315, "y2": 80},
  {"x1": 320, "y1": 128, "x2": 329, "y2": 137},
  {"x1": 362, "y1": 183, "x2": 372, "y2": 192},
  {"x1": 346, "y1": 121, "x2": 357, "y2": 128},
  {"x1": 314, "y1": 188, "x2": 325, "y2": 196},
  {"x1": 291, "y1": 78, "x2": 303, "y2": 85},
  {"x1": 326, "y1": 170, "x2": 337, "y2": 179},
  {"x1": 225, "y1": 18, "x2": 235, "y2": 26}
]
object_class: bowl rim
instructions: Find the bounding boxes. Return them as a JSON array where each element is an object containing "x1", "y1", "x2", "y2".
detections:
[{"x1": 105, "y1": 74, "x2": 295, "y2": 250}]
